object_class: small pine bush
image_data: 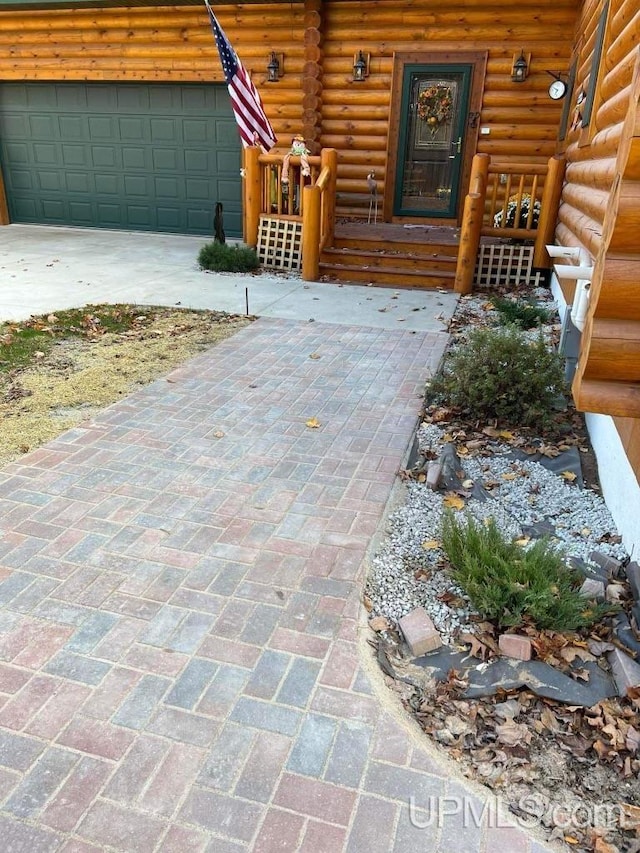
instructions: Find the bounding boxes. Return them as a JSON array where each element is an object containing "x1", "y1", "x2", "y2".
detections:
[
  {"x1": 430, "y1": 325, "x2": 565, "y2": 428},
  {"x1": 198, "y1": 242, "x2": 260, "y2": 273},
  {"x1": 441, "y1": 512, "x2": 611, "y2": 631},
  {"x1": 492, "y1": 296, "x2": 551, "y2": 330}
]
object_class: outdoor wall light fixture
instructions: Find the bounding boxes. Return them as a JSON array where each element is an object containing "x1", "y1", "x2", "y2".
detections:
[
  {"x1": 352, "y1": 51, "x2": 370, "y2": 81},
  {"x1": 511, "y1": 51, "x2": 530, "y2": 83},
  {"x1": 267, "y1": 51, "x2": 284, "y2": 82}
]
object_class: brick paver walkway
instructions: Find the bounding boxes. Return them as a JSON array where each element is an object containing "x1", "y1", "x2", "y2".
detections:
[{"x1": 0, "y1": 318, "x2": 552, "y2": 852}]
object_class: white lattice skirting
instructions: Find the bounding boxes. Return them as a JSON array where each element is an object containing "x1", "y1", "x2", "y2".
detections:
[
  {"x1": 257, "y1": 216, "x2": 303, "y2": 271},
  {"x1": 475, "y1": 243, "x2": 542, "y2": 288}
]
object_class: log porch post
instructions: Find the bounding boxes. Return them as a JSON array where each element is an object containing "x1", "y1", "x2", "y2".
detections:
[
  {"x1": 454, "y1": 153, "x2": 489, "y2": 294},
  {"x1": 302, "y1": 184, "x2": 321, "y2": 281},
  {"x1": 320, "y1": 147, "x2": 338, "y2": 248},
  {"x1": 243, "y1": 146, "x2": 261, "y2": 248},
  {"x1": 533, "y1": 154, "x2": 567, "y2": 268}
]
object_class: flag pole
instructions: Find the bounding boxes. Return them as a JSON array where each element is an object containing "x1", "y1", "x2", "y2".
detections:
[{"x1": 204, "y1": 0, "x2": 277, "y2": 153}]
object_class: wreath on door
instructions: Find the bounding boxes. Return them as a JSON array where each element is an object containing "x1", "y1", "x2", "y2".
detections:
[{"x1": 417, "y1": 84, "x2": 453, "y2": 134}]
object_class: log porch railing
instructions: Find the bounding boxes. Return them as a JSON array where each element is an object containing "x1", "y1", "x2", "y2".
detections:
[
  {"x1": 243, "y1": 146, "x2": 337, "y2": 280},
  {"x1": 454, "y1": 153, "x2": 566, "y2": 293},
  {"x1": 244, "y1": 145, "x2": 565, "y2": 290}
]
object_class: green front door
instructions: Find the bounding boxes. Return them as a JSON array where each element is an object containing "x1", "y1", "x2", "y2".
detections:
[
  {"x1": 0, "y1": 82, "x2": 242, "y2": 236},
  {"x1": 394, "y1": 65, "x2": 472, "y2": 218}
]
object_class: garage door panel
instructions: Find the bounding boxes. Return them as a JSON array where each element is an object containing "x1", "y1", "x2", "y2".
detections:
[
  {"x1": 56, "y1": 85, "x2": 88, "y2": 109},
  {"x1": 186, "y1": 178, "x2": 210, "y2": 200},
  {"x1": 187, "y1": 208, "x2": 213, "y2": 231},
  {"x1": 1, "y1": 85, "x2": 26, "y2": 107},
  {"x1": 0, "y1": 82, "x2": 241, "y2": 236},
  {"x1": 184, "y1": 149, "x2": 208, "y2": 171},
  {"x1": 127, "y1": 205, "x2": 152, "y2": 226},
  {"x1": 149, "y1": 86, "x2": 176, "y2": 110},
  {"x1": 217, "y1": 180, "x2": 242, "y2": 203},
  {"x1": 59, "y1": 116, "x2": 87, "y2": 139},
  {"x1": 13, "y1": 197, "x2": 37, "y2": 218},
  {"x1": 62, "y1": 145, "x2": 88, "y2": 167},
  {"x1": 216, "y1": 150, "x2": 240, "y2": 172},
  {"x1": 157, "y1": 206, "x2": 180, "y2": 229},
  {"x1": 182, "y1": 88, "x2": 208, "y2": 110},
  {"x1": 1, "y1": 115, "x2": 27, "y2": 136},
  {"x1": 4, "y1": 142, "x2": 29, "y2": 165},
  {"x1": 118, "y1": 117, "x2": 145, "y2": 141},
  {"x1": 95, "y1": 174, "x2": 120, "y2": 195},
  {"x1": 216, "y1": 121, "x2": 240, "y2": 145},
  {"x1": 122, "y1": 147, "x2": 147, "y2": 170},
  {"x1": 88, "y1": 116, "x2": 115, "y2": 139},
  {"x1": 151, "y1": 118, "x2": 177, "y2": 141},
  {"x1": 38, "y1": 171, "x2": 62, "y2": 192},
  {"x1": 124, "y1": 175, "x2": 149, "y2": 197},
  {"x1": 97, "y1": 203, "x2": 122, "y2": 225},
  {"x1": 10, "y1": 170, "x2": 32, "y2": 190},
  {"x1": 26, "y1": 87, "x2": 56, "y2": 109},
  {"x1": 155, "y1": 176, "x2": 179, "y2": 198},
  {"x1": 183, "y1": 119, "x2": 208, "y2": 144},
  {"x1": 116, "y1": 87, "x2": 150, "y2": 111},
  {"x1": 87, "y1": 87, "x2": 116, "y2": 112},
  {"x1": 30, "y1": 115, "x2": 55, "y2": 137},
  {"x1": 69, "y1": 201, "x2": 94, "y2": 223},
  {"x1": 66, "y1": 172, "x2": 90, "y2": 193},
  {"x1": 91, "y1": 146, "x2": 116, "y2": 168},
  {"x1": 153, "y1": 148, "x2": 179, "y2": 171},
  {"x1": 42, "y1": 199, "x2": 66, "y2": 220},
  {"x1": 33, "y1": 143, "x2": 57, "y2": 165}
]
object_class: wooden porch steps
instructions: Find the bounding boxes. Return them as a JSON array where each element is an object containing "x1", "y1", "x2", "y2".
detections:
[
  {"x1": 319, "y1": 248, "x2": 456, "y2": 288},
  {"x1": 319, "y1": 222, "x2": 460, "y2": 289}
]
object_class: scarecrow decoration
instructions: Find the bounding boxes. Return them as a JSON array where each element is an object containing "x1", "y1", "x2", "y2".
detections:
[{"x1": 281, "y1": 135, "x2": 311, "y2": 187}]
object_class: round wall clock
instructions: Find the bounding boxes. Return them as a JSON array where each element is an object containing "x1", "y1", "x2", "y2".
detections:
[{"x1": 548, "y1": 79, "x2": 567, "y2": 100}]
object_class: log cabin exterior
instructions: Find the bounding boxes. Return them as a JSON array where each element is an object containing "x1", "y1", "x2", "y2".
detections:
[
  {"x1": 0, "y1": 0, "x2": 637, "y2": 549},
  {"x1": 551, "y1": 0, "x2": 640, "y2": 554}
]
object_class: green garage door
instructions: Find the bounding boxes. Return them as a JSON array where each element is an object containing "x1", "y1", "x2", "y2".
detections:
[{"x1": 0, "y1": 82, "x2": 242, "y2": 236}]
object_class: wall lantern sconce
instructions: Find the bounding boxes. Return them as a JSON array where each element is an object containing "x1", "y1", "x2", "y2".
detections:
[
  {"x1": 267, "y1": 51, "x2": 284, "y2": 82},
  {"x1": 352, "y1": 51, "x2": 370, "y2": 82},
  {"x1": 511, "y1": 51, "x2": 530, "y2": 83}
]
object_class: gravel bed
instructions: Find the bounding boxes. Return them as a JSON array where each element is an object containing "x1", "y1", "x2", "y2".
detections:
[{"x1": 366, "y1": 291, "x2": 629, "y2": 644}]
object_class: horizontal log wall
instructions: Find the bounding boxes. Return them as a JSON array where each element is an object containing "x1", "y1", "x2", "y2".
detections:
[
  {"x1": 557, "y1": 0, "x2": 640, "y2": 481},
  {"x1": 321, "y1": 0, "x2": 578, "y2": 208},
  {"x1": 557, "y1": 0, "x2": 636, "y2": 257}
]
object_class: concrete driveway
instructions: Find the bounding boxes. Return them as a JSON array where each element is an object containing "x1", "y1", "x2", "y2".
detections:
[{"x1": 0, "y1": 224, "x2": 458, "y2": 330}]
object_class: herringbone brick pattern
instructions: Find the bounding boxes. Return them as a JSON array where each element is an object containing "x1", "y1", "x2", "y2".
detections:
[{"x1": 0, "y1": 319, "x2": 552, "y2": 852}]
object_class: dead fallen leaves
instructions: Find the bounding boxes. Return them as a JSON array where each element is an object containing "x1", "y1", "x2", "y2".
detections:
[
  {"x1": 368, "y1": 615, "x2": 390, "y2": 632},
  {"x1": 442, "y1": 493, "x2": 465, "y2": 510}
]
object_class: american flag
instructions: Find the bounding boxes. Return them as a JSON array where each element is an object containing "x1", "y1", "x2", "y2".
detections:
[{"x1": 205, "y1": 2, "x2": 277, "y2": 152}]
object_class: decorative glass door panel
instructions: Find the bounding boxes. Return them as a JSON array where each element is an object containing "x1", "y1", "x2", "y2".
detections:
[{"x1": 394, "y1": 65, "x2": 472, "y2": 218}]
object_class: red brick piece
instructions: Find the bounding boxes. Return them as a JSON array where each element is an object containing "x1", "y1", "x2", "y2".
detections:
[
  {"x1": 398, "y1": 607, "x2": 442, "y2": 657},
  {"x1": 498, "y1": 633, "x2": 532, "y2": 661},
  {"x1": 426, "y1": 462, "x2": 442, "y2": 491}
]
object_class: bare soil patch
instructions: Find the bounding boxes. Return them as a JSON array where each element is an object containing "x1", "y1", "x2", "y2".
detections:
[{"x1": 0, "y1": 306, "x2": 252, "y2": 468}]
